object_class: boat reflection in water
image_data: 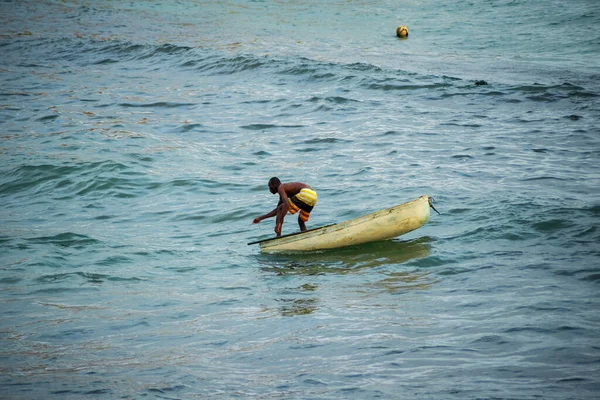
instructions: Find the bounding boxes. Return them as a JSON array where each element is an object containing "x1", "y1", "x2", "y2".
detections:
[
  {"x1": 256, "y1": 237, "x2": 434, "y2": 316},
  {"x1": 257, "y1": 237, "x2": 432, "y2": 276}
]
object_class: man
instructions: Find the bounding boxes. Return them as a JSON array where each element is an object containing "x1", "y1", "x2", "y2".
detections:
[{"x1": 252, "y1": 177, "x2": 317, "y2": 237}]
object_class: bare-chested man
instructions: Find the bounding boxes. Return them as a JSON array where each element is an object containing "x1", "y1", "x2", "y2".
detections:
[{"x1": 252, "y1": 177, "x2": 318, "y2": 237}]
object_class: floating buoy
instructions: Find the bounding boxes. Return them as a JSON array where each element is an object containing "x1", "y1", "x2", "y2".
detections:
[{"x1": 396, "y1": 25, "x2": 409, "y2": 38}]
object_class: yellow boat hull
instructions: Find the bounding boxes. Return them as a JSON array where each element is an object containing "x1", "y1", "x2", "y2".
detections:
[{"x1": 256, "y1": 195, "x2": 431, "y2": 253}]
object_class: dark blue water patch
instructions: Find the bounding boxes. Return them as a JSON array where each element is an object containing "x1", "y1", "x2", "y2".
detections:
[
  {"x1": 118, "y1": 101, "x2": 195, "y2": 108},
  {"x1": 0, "y1": 160, "x2": 143, "y2": 200},
  {"x1": 96, "y1": 255, "x2": 134, "y2": 266},
  {"x1": 29, "y1": 286, "x2": 99, "y2": 295},
  {"x1": 0, "y1": 276, "x2": 23, "y2": 284},
  {"x1": 183, "y1": 49, "x2": 449, "y2": 94},
  {"x1": 514, "y1": 301, "x2": 574, "y2": 314},
  {"x1": 50, "y1": 390, "x2": 78, "y2": 395},
  {"x1": 147, "y1": 384, "x2": 188, "y2": 394},
  {"x1": 281, "y1": 60, "x2": 337, "y2": 80},
  {"x1": 74, "y1": 178, "x2": 131, "y2": 198},
  {"x1": 308, "y1": 95, "x2": 359, "y2": 105},
  {"x1": 442, "y1": 121, "x2": 483, "y2": 128},
  {"x1": 194, "y1": 53, "x2": 267, "y2": 75},
  {"x1": 451, "y1": 154, "x2": 474, "y2": 159},
  {"x1": 470, "y1": 334, "x2": 511, "y2": 346},
  {"x1": 0, "y1": 90, "x2": 32, "y2": 98},
  {"x1": 303, "y1": 137, "x2": 351, "y2": 145},
  {"x1": 379, "y1": 130, "x2": 401, "y2": 136},
  {"x1": 110, "y1": 320, "x2": 150, "y2": 331},
  {"x1": 27, "y1": 233, "x2": 100, "y2": 249},
  {"x1": 92, "y1": 58, "x2": 118, "y2": 65},
  {"x1": 35, "y1": 271, "x2": 141, "y2": 284},
  {"x1": 295, "y1": 147, "x2": 322, "y2": 153},
  {"x1": 566, "y1": 114, "x2": 583, "y2": 121},
  {"x1": 503, "y1": 326, "x2": 554, "y2": 335},
  {"x1": 23, "y1": 36, "x2": 193, "y2": 67},
  {"x1": 511, "y1": 83, "x2": 585, "y2": 94},
  {"x1": 509, "y1": 82, "x2": 597, "y2": 102},
  {"x1": 240, "y1": 123, "x2": 305, "y2": 130},
  {"x1": 365, "y1": 80, "x2": 451, "y2": 92},
  {"x1": 37, "y1": 327, "x2": 96, "y2": 342},
  {"x1": 531, "y1": 218, "x2": 573, "y2": 233},
  {"x1": 162, "y1": 266, "x2": 198, "y2": 274},
  {"x1": 85, "y1": 389, "x2": 112, "y2": 395},
  {"x1": 174, "y1": 123, "x2": 206, "y2": 133},
  {"x1": 94, "y1": 214, "x2": 115, "y2": 221},
  {"x1": 554, "y1": 263, "x2": 600, "y2": 279},
  {"x1": 0, "y1": 164, "x2": 75, "y2": 197},
  {"x1": 572, "y1": 225, "x2": 598, "y2": 239},
  {"x1": 135, "y1": 43, "x2": 193, "y2": 60},
  {"x1": 409, "y1": 256, "x2": 457, "y2": 269},
  {"x1": 35, "y1": 114, "x2": 59, "y2": 122},
  {"x1": 532, "y1": 148, "x2": 549, "y2": 153},
  {"x1": 583, "y1": 273, "x2": 600, "y2": 283}
]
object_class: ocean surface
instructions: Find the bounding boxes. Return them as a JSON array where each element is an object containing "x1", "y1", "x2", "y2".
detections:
[{"x1": 1, "y1": 0, "x2": 599, "y2": 398}]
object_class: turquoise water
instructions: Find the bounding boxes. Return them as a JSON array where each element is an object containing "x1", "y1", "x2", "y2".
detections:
[{"x1": 1, "y1": 0, "x2": 599, "y2": 398}]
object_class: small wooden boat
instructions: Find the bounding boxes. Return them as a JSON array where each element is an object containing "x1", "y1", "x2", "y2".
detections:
[{"x1": 249, "y1": 195, "x2": 436, "y2": 253}]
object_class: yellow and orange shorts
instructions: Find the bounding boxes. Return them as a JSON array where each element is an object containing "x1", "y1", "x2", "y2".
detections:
[{"x1": 287, "y1": 188, "x2": 317, "y2": 222}]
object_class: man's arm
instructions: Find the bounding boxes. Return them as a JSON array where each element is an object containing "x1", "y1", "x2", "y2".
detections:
[
  {"x1": 253, "y1": 198, "x2": 284, "y2": 224},
  {"x1": 253, "y1": 208, "x2": 277, "y2": 224}
]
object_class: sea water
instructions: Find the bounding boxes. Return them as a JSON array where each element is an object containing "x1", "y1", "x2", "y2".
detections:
[{"x1": 1, "y1": 0, "x2": 599, "y2": 398}]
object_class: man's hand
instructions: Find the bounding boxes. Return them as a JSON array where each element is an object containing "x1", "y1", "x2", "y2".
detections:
[
  {"x1": 252, "y1": 217, "x2": 261, "y2": 224},
  {"x1": 275, "y1": 223, "x2": 282, "y2": 237}
]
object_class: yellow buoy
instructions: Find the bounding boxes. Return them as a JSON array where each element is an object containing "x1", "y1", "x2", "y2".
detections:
[{"x1": 396, "y1": 25, "x2": 409, "y2": 38}]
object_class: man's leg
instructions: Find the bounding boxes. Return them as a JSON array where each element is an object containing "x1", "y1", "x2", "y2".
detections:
[{"x1": 298, "y1": 216, "x2": 307, "y2": 232}]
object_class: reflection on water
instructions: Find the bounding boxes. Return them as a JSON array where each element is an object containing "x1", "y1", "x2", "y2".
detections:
[
  {"x1": 257, "y1": 237, "x2": 433, "y2": 276},
  {"x1": 278, "y1": 297, "x2": 319, "y2": 316},
  {"x1": 257, "y1": 238, "x2": 434, "y2": 316},
  {"x1": 363, "y1": 270, "x2": 437, "y2": 294}
]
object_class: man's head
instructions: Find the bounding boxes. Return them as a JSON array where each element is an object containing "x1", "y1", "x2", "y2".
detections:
[{"x1": 268, "y1": 177, "x2": 281, "y2": 194}]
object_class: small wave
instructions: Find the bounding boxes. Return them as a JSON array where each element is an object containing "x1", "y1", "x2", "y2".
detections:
[
  {"x1": 29, "y1": 286, "x2": 98, "y2": 295},
  {"x1": 83, "y1": 40, "x2": 194, "y2": 65},
  {"x1": 531, "y1": 219, "x2": 573, "y2": 233},
  {"x1": 303, "y1": 138, "x2": 351, "y2": 144},
  {"x1": 0, "y1": 276, "x2": 23, "y2": 284},
  {"x1": 0, "y1": 164, "x2": 72, "y2": 196},
  {"x1": 503, "y1": 326, "x2": 552, "y2": 334},
  {"x1": 521, "y1": 176, "x2": 568, "y2": 182},
  {"x1": 470, "y1": 335, "x2": 510, "y2": 345},
  {"x1": 512, "y1": 83, "x2": 585, "y2": 93},
  {"x1": 36, "y1": 271, "x2": 142, "y2": 284},
  {"x1": 118, "y1": 101, "x2": 195, "y2": 108},
  {"x1": 175, "y1": 123, "x2": 206, "y2": 133},
  {"x1": 573, "y1": 226, "x2": 597, "y2": 239},
  {"x1": 281, "y1": 60, "x2": 334, "y2": 78},
  {"x1": 451, "y1": 154, "x2": 474, "y2": 159},
  {"x1": 240, "y1": 123, "x2": 303, "y2": 130},
  {"x1": 28, "y1": 232, "x2": 100, "y2": 248},
  {"x1": 36, "y1": 114, "x2": 59, "y2": 122},
  {"x1": 584, "y1": 273, "x2": 600, "y2": 283},
  {"x1": 565, "y1": 114, "x2": 583, "y2": 121},
  {"x1": 0, "y1": 161, "x2": 135, "y2": 198},
  {"x1": 194, "y1": 54, "x2": 267, "y2": 75},
  {"x1": 510, "y1": 82, "x2": 598, "y2": 102},
  {"x1": 366, "y1": 82, "x2": 450, "y2": 92}
]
